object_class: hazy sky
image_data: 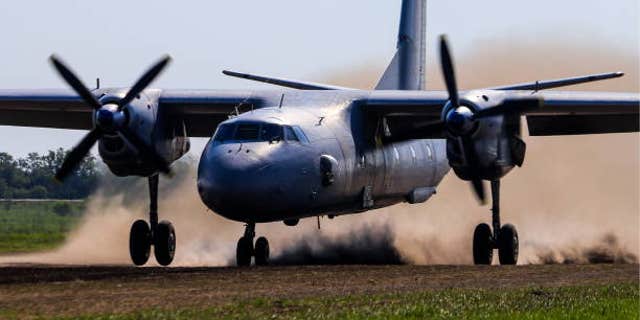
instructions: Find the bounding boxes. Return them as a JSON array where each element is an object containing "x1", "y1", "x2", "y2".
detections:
[{"x1": 0, "y1": 0, "x2": 637, "y2": 157}]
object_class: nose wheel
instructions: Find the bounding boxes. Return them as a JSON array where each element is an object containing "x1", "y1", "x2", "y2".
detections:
[
  {"x1": 129, "y1": 175, "x2": 176, "y2": 266},
  {"x1": 473, "y1": 180, "x2": 519, "y2": 265},
  {"x1": 236, "y1": 223, "x2": 270, "y2": 267}
]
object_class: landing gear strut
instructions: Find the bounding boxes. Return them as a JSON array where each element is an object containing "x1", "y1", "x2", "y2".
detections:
[
  {"x1": 129, "y1": 174, "x2": 176, "y2": 266},
  {"x1": 236, "y1": 223, "x2": 270, "y2": 267},
  {"x1": 473, "y1": 180, "x2": 518, "y2": 265}
]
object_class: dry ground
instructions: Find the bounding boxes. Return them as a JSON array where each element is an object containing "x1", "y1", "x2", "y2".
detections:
[{"x1": 0, "y1": 264, "x2": 637, "y2": 318}]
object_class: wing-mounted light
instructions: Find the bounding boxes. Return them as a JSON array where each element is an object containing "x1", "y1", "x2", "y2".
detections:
[{"x1": 49, "y1": 55, "x2": 173, "y2": 181}]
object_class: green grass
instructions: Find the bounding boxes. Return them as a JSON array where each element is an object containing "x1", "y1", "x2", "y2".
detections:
[
  {"x1": 58, "y1": 283, "x2": 639, "y2": 320},
  {"x1": 0, "y1": 201, "x2": 84, "y2": 253}
]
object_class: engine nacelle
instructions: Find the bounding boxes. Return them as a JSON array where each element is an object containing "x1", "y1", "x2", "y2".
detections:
[
  {"x1": 444, "y1": 92, "x2": 527, "y2": 182},
  {"x1": 97, "y1": 90, "x2": 189, "y2": 177}
]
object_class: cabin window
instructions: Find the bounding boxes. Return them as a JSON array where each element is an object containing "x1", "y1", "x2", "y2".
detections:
[
  {"x1": 213, "y1": 124, "x2": 235, "y2": 142},
  {"x1": 425, "y1": 143, "x2": 433, "y2": 160},
  {"x1": 410, "y1": 146, "x2": 417, "y2": 164}
]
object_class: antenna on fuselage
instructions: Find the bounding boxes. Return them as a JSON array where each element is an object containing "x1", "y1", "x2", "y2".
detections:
[
  {"x1": 95, "y1": 78, "x2": 100, "y2": 90},
  {"x1": 279, "y1": 94, "x2": 285, "y2": 108}
]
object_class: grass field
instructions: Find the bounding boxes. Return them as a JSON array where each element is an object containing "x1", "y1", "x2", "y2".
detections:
[
  {"x1": 0, "y1": 264, "x2": 636, "y2": 319},
  {"x1": 0, "y1": 201, "x2": 84, "y2": 253},
  {"x1": 4, "y1": 283, "x2": 636, "y2": 320}
]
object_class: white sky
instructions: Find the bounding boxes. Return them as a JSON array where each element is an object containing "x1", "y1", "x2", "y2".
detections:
[{"x1": 0, "y1": 0, "x2": 637, "y2": 157}]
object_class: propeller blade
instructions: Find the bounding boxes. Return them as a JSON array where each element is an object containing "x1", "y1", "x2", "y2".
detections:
[
  {"x1": 118, "y1": 126, "x2": 171, "y2": 174},
  {"x1": 55, "y1": 128, "x2": 102, "y2": 182},
  {"x1": 119, "y1": 55, "x2": 172, "y2": 107},
  {"x1": 49, "y1": 55, "x2": 102, "y2": 110},
  {"x1": 460, "y1": 135, "x2": 486, "y2": 204},
  {"x1": 439, "y1": 35, "x2": 459, "y2": 107},
  {"x1": 474, "y1": 97, "x2": 543, "y2": 119}
]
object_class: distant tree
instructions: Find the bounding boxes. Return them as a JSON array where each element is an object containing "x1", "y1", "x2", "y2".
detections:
[
  {"x1": 29, "y1": 186, "x2": 48, "y2": 199},
  {"x1": 0, "y1": 149, "x2": 99, "y2": 199}
]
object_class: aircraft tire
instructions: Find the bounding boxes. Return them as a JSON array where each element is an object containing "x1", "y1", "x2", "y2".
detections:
[
  {"x1": 473, "y1": 223, "x2": 493, "y2": 265},
  {"x1": 498, "y1": 223, "x2": 519, "y2": 265},
  {"x1": 254, "y1": 237, "x2": 270, "y2": 266},
  {"x1": 129, "y1": 220, "x2": 151, "y2": 266},
  {"x1": 154, "y1": 221, "x2": 176, "y2": 266},
  {"x1": 236, "y1": 236, "x2": 253, "y2": 267}
]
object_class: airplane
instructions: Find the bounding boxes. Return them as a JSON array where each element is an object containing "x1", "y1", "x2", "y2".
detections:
[{"x1": 0, "y1": 0, "x2": 637, "y2": 267}]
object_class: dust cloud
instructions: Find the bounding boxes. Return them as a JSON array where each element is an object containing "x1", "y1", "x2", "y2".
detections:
[
  {"x1": 324, "y1": 37, "x2": 639, "y2": 265},
  {"x1": 0, "y1": 38, "x2": 637, "y2": 266}
]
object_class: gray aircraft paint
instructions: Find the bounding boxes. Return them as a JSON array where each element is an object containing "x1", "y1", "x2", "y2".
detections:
[
  {"x1": 197, "y1": 90, "x2": 449, "y2": 223},
  {"x1": 0, "y1": 0, "x2": 637, "y2": 266}
]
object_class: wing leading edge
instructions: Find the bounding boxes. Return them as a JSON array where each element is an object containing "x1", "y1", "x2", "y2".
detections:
[{"x1": 0, "y1": 89, "x2": 91, "y2": 130}]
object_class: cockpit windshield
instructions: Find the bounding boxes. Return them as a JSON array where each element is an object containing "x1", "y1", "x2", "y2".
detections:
[{"x1": 214, "y1": 122, "x2": 285, "y2": 143}]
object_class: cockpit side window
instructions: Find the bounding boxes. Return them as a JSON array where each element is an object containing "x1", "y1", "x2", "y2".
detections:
[
  {"x1": 284, "y1": 126, "x2": 299, "y2": 142},
  {"x1": 292, "y1": 126, "x2": 310, "y2": 144},
  {"x1": 213, "y1": 124, "x2": 235, "y2": 142}
]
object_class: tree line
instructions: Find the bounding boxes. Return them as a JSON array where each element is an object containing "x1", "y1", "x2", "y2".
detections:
[{"x1": 0, "y1": 148, "x2": 98, "y2": 199}]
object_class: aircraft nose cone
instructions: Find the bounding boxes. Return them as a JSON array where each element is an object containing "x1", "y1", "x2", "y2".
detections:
[{"x1": 197, "y1": 144, "x2": 287, "y2": 221}]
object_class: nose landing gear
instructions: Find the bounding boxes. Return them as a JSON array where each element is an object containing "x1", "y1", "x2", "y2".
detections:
[
  {"x1": 129, "y1": 174, "x2": 176, "y2": 266},
  {"x1": 236, "y1": 223, "x2": 270, "y2": 267},
  {"x1": 473, "y1": 180, "x2": 519, "y2": 265}
]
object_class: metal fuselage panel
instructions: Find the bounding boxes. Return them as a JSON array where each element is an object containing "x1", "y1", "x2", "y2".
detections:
[{"x1": 197, "y1": 91, "x2": 450, "y2": 223}]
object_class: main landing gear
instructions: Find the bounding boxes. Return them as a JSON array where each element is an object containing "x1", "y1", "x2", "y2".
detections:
[
  {"x1": 473, "y1": 180, "x2": 519, "y2": 265},
  {"x1": 129, "y1": 174, "x2": 176, "y2": 266},
  {"x1": 236, "y1": 223, "x2": 270, "y2": 267}
]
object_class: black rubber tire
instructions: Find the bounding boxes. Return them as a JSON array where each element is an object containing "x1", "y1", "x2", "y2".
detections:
[
  {"x1": 129, "y1": 220, "x2": 151, "y2": 266},
  {"x1": 236, "y1": 236, "x2": 253, "y2": 267},
  {"x1": 498, "y1": 223, "x2": 519, "y2": 265},
  {"x1": 473, "y1": 223, "x2": 493, "y2": 265},
  {"x1": 154, "y1": 221, "x2": 176, "y2": 266},
  {"x1": 254, "y1": 237, "x2": 270, "y2": 266}
]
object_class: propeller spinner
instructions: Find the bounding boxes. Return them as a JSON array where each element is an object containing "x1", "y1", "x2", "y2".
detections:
[{"x1": 49, "y1": 55, "x2": 172, "y2": 182}]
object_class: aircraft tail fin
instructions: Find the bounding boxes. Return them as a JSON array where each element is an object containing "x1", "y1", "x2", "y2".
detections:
[{"x1": 375, "y1": 0, "x2": 426, "y2": 91}]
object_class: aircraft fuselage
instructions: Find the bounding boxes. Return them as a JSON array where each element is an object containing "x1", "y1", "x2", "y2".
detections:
[{"x1": 197, "y1": 91, "x2": 450, "y2": 223}]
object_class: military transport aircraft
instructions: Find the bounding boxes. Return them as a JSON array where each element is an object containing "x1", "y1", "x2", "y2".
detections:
[{"x1": 0, "y1": 0, "x2": 637, "y2": 266}]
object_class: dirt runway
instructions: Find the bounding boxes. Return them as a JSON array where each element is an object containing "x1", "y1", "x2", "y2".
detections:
[{"x1": 0, "y1": 264, "x2": 637, "y2": 317}]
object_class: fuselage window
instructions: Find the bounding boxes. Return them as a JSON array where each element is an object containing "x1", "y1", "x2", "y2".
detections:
[
  {"x1": 284, "y1": 126, "x2": 299, "y2": 142},
  {"x1": 213, "y1": 124, "x2": 235, "y2": 142},
  {"x1": 425, "y1": 142, "x2": 433, "y2": 160},
  {"x1": 410, "y1": 145, "x2": 417, "y2": 164}
]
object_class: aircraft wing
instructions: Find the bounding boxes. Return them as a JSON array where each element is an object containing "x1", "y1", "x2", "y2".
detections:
[
  {"x1": 0, "y1": 89, "x2": 271, "y2": 137},
  {"x1": 361, "y1": 90, "x2": 639, "y2": 139},
  {"x1": 522, "y1": 91, "x2": 640, "y2": 135},
  {"x1": 0, "y1": 89, "x2": 92, "y2": 130}
]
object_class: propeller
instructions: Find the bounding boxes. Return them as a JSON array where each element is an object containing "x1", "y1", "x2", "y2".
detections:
[
  {"x1": 50, "y1": 55, "x2": 172, "y2": 182},
  {"x1": 436, "y1": 35, "x2": 486, "y2": 203},
  {"x1": 425, "y1": 36, "x2": 542, "y2": 204}
]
